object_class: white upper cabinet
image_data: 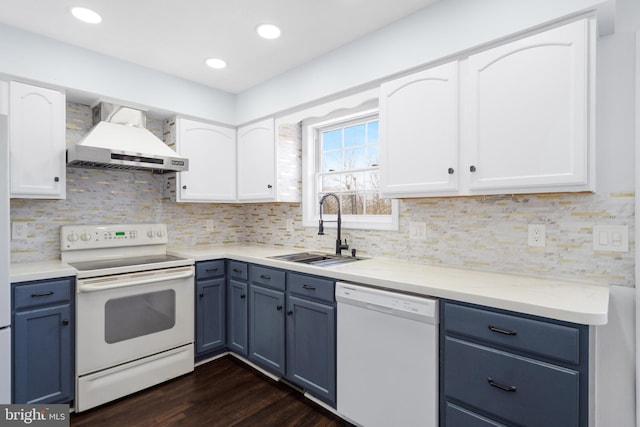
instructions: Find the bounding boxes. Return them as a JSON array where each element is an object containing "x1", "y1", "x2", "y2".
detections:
[
  {"x1": 378, "y1": 18, "x2": 593, "y2": 198},
  {"x1": 237, "y1": 118, "x2": 275, "y2": 201},
  {"x1": 465, "y1": 19, "x2": 591, "y2": 193},
  {"x1": 176, "y1": 118, "x2": 237, "y2": 202},
  {"x1": 9, "y1": 81, "x2": 66, "y2": 199},
  {"x1": 380, "y1": 62, "x2": 459, "y2": 197}
]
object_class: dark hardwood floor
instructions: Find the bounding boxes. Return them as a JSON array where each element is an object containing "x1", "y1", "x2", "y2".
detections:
[{"x1": 71, "y1": 355, "x2": 351, "y2": 427}]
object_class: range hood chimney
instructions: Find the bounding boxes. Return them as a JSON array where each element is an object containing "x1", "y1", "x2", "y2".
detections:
[{"x1": 66, "y1": 103, "x2": 188, "y2": 173}]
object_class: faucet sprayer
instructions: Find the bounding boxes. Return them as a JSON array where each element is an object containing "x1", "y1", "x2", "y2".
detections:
[{"x1": 318, "y1": 193, "x2": 349, "y2": 255}]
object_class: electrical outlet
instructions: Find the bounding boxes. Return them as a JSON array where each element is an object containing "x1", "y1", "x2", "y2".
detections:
[
  {"x1": 12, "y1": 222, "x2": 27, "y2": 240},
  {"x1": 286, "y1": 219, "x2": 294, "y2": 232},
  {"x1": 528, "y1": 224, "x2": 545, "y2": 247},
  {"x1": 409, "y1": 222, "x2": 427, "y2": 240},
  {"x1": 205, "y1": 219, "x2": 215, "y2": 233}
]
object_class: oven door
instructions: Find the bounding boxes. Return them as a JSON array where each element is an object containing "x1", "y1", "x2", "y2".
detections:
[{"x1": 76, "y1": 265, "x2": 194, "y2": 376}]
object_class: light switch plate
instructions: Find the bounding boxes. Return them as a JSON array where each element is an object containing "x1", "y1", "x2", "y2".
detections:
[
  {"x1": 12, "y1": 222, "x2": 26, "y2": 240},
  {"x1": 593, "y1": 225, "x2": 629, "y2": 252},
  {"x1": 286, "y1": 219, "x2": 294, "y2": 232},
  {"x1": 205, "y1": 219, "x2": 215, "y2": 233}
]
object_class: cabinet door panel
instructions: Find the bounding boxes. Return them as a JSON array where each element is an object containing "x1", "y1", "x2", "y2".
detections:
[
  {"x1": 237, "y1": 118, "x2": 275, "y2": 201},
  {"x1": 177, "y1": 118, "x2": 236, "y2": 202},
  {"x1": 227, "y1": 279, "x2": 248, "y2": 356},
  {"x1": 466, "y1": 19, "x2": 589, "y2": 191},
  {"x1": 286, "y1": 295, "x2": 336, "y2": 406},
  {"x1": 10, "y1": 82, "x2": 65, "y2": 199},
  {"x1": 380, "y1": 62, "x2": 459, "y2": 196},
  {"x1": 14, "y1": 305, "x2": 72, "y2": 404},
  {"x1": 195, "y1": 278, "x2": 226, "y2": 355},
  {"x1": 249, "y1": 285, "x2": 285, "y2": 376}
]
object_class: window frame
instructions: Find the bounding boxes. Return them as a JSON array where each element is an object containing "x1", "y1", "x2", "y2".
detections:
[{"x1": 302, "y1": 107, "x2": 399, "y2": 231}]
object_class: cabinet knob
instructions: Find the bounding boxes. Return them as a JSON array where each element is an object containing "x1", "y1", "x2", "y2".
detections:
[
  {"x1": 267, "y1": 184, "x2": 273, "y2": 189},
  {"x1": 240, "y1": 294, "x2": 246, "y2": 299},
  {"x1": 62, "y1": 319, "x2": 69, "y2": 326},
  {"x1": 470, "y1": 165, "x2": 477, "y2": 173},
  {"x1": 287, "y1": 310, "x2": 293, "y2": 316},
  {"x1": 199, "y1": 293, "x2": 204, "y2": 298},
  {"x1": 182, "y1": 185, "x2": 187, "y2": 190},
  {"x1": 276, "y1": 305, "x2": 283, "y2": 311},
  {"x1": 448, "y1": 168, "x2": 454, "y2": 175},
  {"x1": 54, "y1": 177, "x2": 60, "y2": 182}
]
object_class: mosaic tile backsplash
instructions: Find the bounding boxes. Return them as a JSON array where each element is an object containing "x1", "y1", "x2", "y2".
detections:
[{"x1": 9, "y1": 103, "x2": 635, "y2": 288}]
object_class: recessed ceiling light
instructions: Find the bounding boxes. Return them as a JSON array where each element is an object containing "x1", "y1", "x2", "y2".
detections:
[
  {"x1": 205, "y1": 58, "x2": 227, "y2": 69},
  {"x1": 256, "y1": 24, "x2": 281, "y2": 40},
  {"x1": 71, "y1": 7, "x2": 102, "y2": 24}
]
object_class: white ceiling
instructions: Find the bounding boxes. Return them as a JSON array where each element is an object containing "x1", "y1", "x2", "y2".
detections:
[{"x1": 0, "y1": 0, "x2": 440, "y2": 94}]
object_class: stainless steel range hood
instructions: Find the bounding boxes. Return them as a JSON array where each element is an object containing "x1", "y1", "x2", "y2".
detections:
[{"x1": 67, "y1": 103, "x2": 188, "y2": 173}]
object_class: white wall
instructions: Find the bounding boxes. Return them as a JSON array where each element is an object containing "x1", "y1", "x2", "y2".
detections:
[
  {"x1": 0, "y1": 23, "x2": 236, "y2": 123},
  {"x1": 236, "y1": 0, "x2": 612, "y2": 123}
]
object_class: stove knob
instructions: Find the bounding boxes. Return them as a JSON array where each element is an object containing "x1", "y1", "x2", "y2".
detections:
[
  {"x1": 147, "y1": 229, "x2": 156, "y2": 238},
  {"x1": 67, "y1": 232, "x2": 79, "y2": 242},
  {"x1": 80, "y1": 232, "x2": 92, "y2": 242}
]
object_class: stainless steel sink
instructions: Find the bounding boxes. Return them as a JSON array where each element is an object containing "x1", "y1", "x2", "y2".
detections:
[{"x1": 269, "y1": 251, "x2": 365, "y2": 267}]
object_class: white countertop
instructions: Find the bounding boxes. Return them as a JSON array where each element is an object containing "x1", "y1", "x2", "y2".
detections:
[
  {"x1": 167, "y1": 244, "x2": 609, "y2": 326},
  {"x1": 10, "y1": 260, "x2": 77, "y2": 283},
  {"x1": 10, "y1": 244, "x2": 609, "y2": 325}
]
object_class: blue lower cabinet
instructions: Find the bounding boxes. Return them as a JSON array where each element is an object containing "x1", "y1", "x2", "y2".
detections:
[
  {"x1": 227, "y1": 279, "x2": 248, "y2": 356},
  {"x1": 195, "y1": 277, "x2": 226, "y2": 356},
  {"x1": 285, "y1": 294, "x2": 336, "y2": 406},
  {"x1": 248, "y1": 284, "x2": 285, "y2": 376},
  {"x1": 440, "y1": 300, "x2": 589, "y2": 427},
  {"x1": 12, "y1": 278, "x2": 74, "y2": 404}
]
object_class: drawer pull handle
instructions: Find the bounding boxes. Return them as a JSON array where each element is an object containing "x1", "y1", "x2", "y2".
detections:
[
  {"x1": 206, "y1": 268, "x2": 218, "y2": 272},
  {"x1": 260, "y1": 274, "x2": 271, "y2": 280},
  {"x1": 240, "y1": 294, "x2": 246, "y2": 299},
  {"x1": 287, "y1": 310, "x2": 293, "y2": 316},
  {"x1": 31, "y1": 291, "x2": 54, "y2": 298},
  {"x1": 302, "y1": 285, "x2": 316, "y2": 291},
  {"x1": 488, "y1": 325, "x2": 517, "y2": 336},
  {"x1": 488, "y1": 377, "x2": 517, "y2": 392},
  {"x1": 276, "y1": 305, "x2": 283, "y2": 311},
  {"x1": 233, "y1": 268, "x2": 242, "y2": 273},
  {"x1": 62, "y1": 319, "x2": 69, "y2": 326}
]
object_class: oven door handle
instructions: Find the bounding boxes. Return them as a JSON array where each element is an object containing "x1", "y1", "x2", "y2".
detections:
[{"x1": 78, "y1": 267, "x2": 194, "y2": 292}]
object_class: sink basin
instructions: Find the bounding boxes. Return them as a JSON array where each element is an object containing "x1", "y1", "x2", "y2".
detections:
[{"x1": 269, "y1": 251, "x2": 365, "y2": 267}]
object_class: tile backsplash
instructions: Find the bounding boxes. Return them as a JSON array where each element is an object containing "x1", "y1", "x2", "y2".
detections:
[{"x1": 9, "y1": 102, "x2": 635, "y2": 288}]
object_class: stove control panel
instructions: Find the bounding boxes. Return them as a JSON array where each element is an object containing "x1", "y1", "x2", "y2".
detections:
[{"x1": 61, "y1": 223, "x2": 168, "y2": 251}]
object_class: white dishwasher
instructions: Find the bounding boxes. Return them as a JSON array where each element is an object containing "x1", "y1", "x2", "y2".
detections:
[{"x1": 336, "y1": 282, "x2": 438, "y2": 427}]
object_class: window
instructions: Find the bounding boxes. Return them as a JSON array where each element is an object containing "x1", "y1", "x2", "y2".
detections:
[{"x1": 302, "y1": 108, "x2": 398, "y2": 231}]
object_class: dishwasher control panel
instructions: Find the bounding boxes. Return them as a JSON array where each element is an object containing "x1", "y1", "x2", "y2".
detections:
[{"x1": 335, "y1": 282, "x2": 438, "y2": 322}]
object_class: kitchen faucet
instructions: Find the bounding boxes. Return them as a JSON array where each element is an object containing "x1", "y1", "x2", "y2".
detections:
[{"x1": 318, "y1": 193, "x2": 349, "y2": 256}]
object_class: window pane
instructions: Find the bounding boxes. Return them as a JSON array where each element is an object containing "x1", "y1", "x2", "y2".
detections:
[
  {"x1": 365, "y1": 194, "x2": 392, "y2": 215},
  {"x1": 344, "y1": 147, "x2": 367, "y2": 169},
  {"x1": 322, "y1": 150, "x2": 342, "y2": 172},
  {"x1": 322, "y1": 129, "x2": 342, "y2": 151},
  {"x1": 321, "y1": 175, "x2": 341, "y2": 192},
  {"x1": 342, "y1": 192, "x2": 364, "y2": 215},
  {"x1": 368, "y1": 144, "x2": 379, "y2": 167},
  {"x1": 368, "y1": 121, "x2": 379, "y2": 143},
  {"x1": 344, "y1": 123, "x2": 366, "y2": 147},
  {"x1": 364, "y1": 170, "x2": 380, "y2": 191},
  {"x1": 343, "y1": 172, "x2": 364, "y2": 192}
]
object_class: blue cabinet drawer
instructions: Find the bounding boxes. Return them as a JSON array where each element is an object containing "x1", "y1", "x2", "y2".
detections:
[
  {"x1": 445, "y1": 402, "x2": 507, "y2": 427},
  {"x1": 228, "y1": 261, "x2": 248, "y2": 280},
  {"x1": 250, "y1": 265, "x2": 285, "y2": 291},
  {"x1": 287, "y1": 273, "x2": 334, "y2": 303},
  {"x1": 196, "y1": 260, "x2": 225, "y2": 280},
  {"x1": 444, "y1": 336, "x2": 580, "y2": 427},
  {"x1": 14, "y1": 278, "x2": 72, "y2": 310},
  {"x1": 443, "y1": 302, "x2": 580, "y2": 364}
]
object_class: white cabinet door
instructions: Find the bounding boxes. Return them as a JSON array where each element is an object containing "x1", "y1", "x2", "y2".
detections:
[
  {"x1": 379, "y1": 62, "x2": 459, "y2": 197},
  {"x1": 466, "y1": 19, "x2": 590, "y2": 192},
  {"x1": 237, "y1": 118, "x2": 275, "y2": 201},
  {"x1": 10, "y1": 81, "x2": 66, "y2": 199},
  {"x1": 176, "y1": 118, "x2": 236, "y2": 202}
]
